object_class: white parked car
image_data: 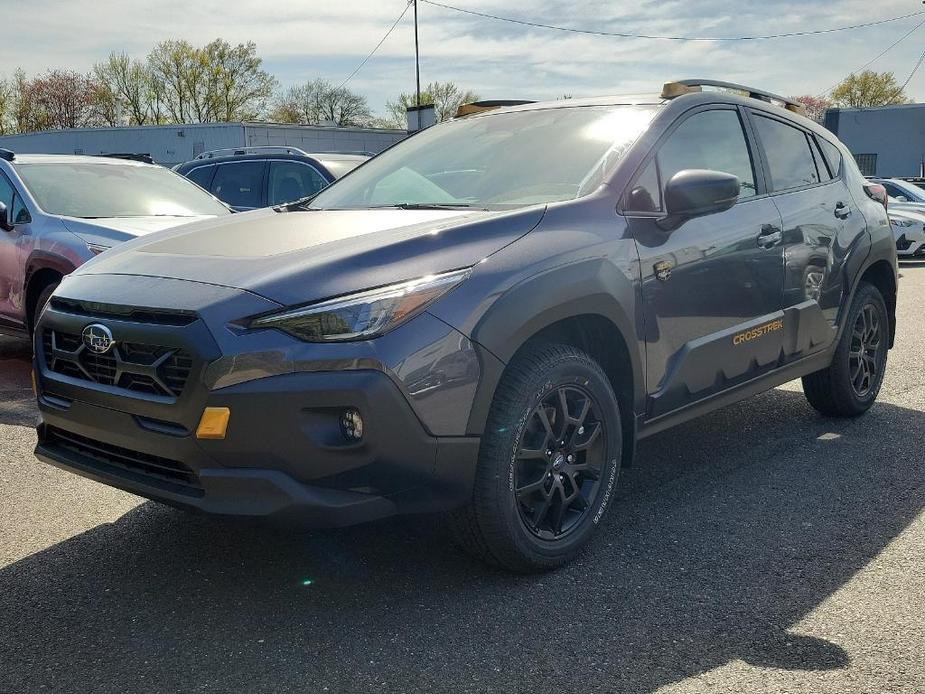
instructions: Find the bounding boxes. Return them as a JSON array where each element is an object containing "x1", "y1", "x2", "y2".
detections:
[{"x1": 890, "y1": 206, "x2": 925, "y2": 258}]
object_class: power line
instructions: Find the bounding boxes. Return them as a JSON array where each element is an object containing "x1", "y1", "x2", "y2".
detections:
[
  {"x1": 820, "y1": 15, "x2": 925, "y2": 96},
  {"x1": 421, "y1": 1, "x2": 925, "y2": 42},
  {"x1": 337, "y1": 1, "x2": 413, "y2": 90}
]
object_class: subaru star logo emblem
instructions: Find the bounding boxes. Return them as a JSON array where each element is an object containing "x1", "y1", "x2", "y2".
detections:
[{"x1": 81, "y1": 324, "x2": 115, "y2": 354}]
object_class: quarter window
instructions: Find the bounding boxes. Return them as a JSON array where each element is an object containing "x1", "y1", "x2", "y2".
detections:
[
  {"x1": 624, "y1": 159, "x2": 661, "y2": 212},
  {"x1": 753, "y1": 115, "x2": 820, "y2": 191},
  {"x1": 816, "y1": 137, "x2": 843, "y2": 178},
  {"x1": 657, "y1": 109, "x2": 757, "y2": 200},
  {"x1": 0, "y1": 173, "x2": 14, "y2": 210},
  {"x1": 11, "y1": 194, "x2": 30, "y2": 224},
  {"x1": 186, "y1": 165, "x2": 215, "y2": 190}
]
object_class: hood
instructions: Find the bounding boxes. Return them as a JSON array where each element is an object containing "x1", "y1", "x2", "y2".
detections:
[
  {"x1": 60, "y1": 215, "x2": 219, "y2": 248},
  {"x1": 74, "y1": 205, "x2": 546, "y2": 305}
]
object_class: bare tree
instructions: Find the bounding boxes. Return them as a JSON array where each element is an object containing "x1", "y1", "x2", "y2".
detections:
[
  {"x1": 270, "y1": 79, "x2": 371, "y2": 126},
  {"x1": 26, "y1": 69, "x2": 102, "y2": 130},
  {"x1": 386, "y1": 81, "x2": 479, "y2": 127}
]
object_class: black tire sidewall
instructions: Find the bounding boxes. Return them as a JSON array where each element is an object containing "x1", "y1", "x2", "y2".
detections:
[
  {"x1": 479, "y1": 347, "x2": 622, "y2": 565},
  {"x1": 836, "y1": 283, "x2": 889, "y2": 410},
  {"x1": 31, "y1": 283, "x2": 58, "y2": 336}
]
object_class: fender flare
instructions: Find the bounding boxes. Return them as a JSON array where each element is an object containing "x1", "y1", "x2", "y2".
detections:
[{"x1": 464, "y1": 257, "x2": 644, "y2": 435}]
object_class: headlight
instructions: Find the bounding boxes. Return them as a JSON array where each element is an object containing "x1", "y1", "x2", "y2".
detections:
[
  {"x1": 249, "y1": 269, "x2": 470, "y2": 341},
  {"x1": 891, "y1": 217, "x2": 916, "y2": 228}
]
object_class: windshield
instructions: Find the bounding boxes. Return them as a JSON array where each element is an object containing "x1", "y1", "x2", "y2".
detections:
[
  {"x1": 310, "y1": 105, "x2": 657, "y2": 210},
  {"x1": 16, "y1": 162, "x2": 231, "y2": 218},
  {"x1": 888, "y1": 179, "x2": 925, "y2": 203}
]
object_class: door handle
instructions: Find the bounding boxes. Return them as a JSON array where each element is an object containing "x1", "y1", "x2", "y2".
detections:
[
  {"x1": 835, "y1": 201, "x2": 852, "y2": 219},
  {"x1": 757, "y1": 224, "x2": 782, "y2": 248}
]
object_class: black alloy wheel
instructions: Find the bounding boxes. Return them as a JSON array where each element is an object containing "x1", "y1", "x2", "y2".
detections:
[{"x1": 513, "y1": 385, "x2": 606, "y2": 540}]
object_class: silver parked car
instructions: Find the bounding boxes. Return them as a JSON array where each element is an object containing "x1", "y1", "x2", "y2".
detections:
[{"x1": 0, "y1": 150, "x2": 231, "y2": 336}]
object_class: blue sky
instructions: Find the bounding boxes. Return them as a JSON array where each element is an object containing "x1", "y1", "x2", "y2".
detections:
[{"x1": 3, "y1": 0, "x2": 925, "y2": 117}]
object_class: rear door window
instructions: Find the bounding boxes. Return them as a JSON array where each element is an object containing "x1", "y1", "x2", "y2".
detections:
[
  {"x1": 752, "y1": 115, "x2": 820, "y2": 191},
  {"x1": 267, "y1": 161, "x2": 328, "y2": 205},
  {"x1": 210, "y1": 162, "x2": 264, "y2": 209},
  {"x1": 0, "y1": 172, "x2": 14, "y2": 210}
]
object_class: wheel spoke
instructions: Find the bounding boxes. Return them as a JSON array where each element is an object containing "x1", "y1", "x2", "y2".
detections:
[
  {"x1": 536, "y1": 406, "x2": 555, "y2": 440},
  {"x1": 532, "y1": 490, "x2": 553, "y2": 528},
  {"x1": 518, "y1": 443, "x2": 549, "y2": 460},
  {"x1": 516, "y1": 476, "x2": 548, "y2": 499},
  {"x1": 574, "y1": 421, "x2": 602, "y2": 451},
  {"x1": 551, "y1": 487, "x2": 568, "y2": 535}
]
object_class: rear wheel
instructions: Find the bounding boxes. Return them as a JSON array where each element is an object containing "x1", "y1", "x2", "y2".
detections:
[
  {"x1": 448, "y1": 343, "x2": 622, "y2": 572},
  {"x1": 802, "y1": 282, "x2": 888, "y2": 417}
]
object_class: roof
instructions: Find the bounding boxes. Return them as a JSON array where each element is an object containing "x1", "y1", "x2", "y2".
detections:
[{"x1": 6, "y1": 153, "x2": 153, "y2": 166}]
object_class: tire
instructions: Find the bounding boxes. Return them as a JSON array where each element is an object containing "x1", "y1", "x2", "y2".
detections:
[
  {"x1": 30, "y1": 282, "x2": 59, "y2": 337},
  {"x1": 448, "y1": 343, "x2": 623, "y2": 572},
  {"x1": 802, "y1": 282, "x2": 889, "y2": 417}
]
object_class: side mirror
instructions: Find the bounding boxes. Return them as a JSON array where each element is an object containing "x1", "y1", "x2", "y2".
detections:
[
  {"x1": 896, "y1": 195, "x2": 909, "y2": 202},
  {"x1": 658, "y1": 169, "x2": 740, "y2": 231},
  {"x1": 0, "y1": 202, "x2": 13, "y2": 232}
]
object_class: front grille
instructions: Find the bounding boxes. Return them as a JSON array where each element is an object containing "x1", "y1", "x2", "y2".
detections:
[
  {"x1": 49, "y1": 297, "x2": 198, "y2": 326},
  {"x1": 43, "y1": 329, "x2": 194, "y2": 398},
  {"x1": 45, "y1": 426, "x2": 202, "y2": 494}
]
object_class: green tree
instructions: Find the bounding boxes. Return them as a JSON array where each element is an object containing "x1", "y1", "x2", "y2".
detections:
[
  {"x1": 385, "y1": 81, "x2": 479, "y2": 127},
  {"x1": 830, "y1": 70, "x2": 910, "y2": 108}
]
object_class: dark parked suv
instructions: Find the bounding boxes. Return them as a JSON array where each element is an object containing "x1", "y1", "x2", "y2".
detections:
[
  {"x1": 173, "y1": 146, "x2": 368, "y2": 211},
  {"x1": 33, "y1": 80, "x2": 897, "y2": 572}
]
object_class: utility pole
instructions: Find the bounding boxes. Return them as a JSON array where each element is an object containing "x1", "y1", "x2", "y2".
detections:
[{"x1": 413, "y1": 0, "x2": 422, "y2": 130}]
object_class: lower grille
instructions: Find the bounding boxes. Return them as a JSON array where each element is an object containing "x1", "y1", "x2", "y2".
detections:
[
  {"x1": 45, "y1": 426, "x2": 202, "y2": 495},
  {"x1": 42, "y1": 330, "x2": 194, "y2": 398}
]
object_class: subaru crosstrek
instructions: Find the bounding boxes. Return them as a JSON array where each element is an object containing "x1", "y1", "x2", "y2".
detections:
[{"x1": 33, "y1": 80, "x2": 897, "y2": 572}]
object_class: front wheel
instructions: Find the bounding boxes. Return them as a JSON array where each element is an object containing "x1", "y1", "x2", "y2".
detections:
[
  {"x1": 802, "y1": 282, "x2": 889, "y2": 417},
  {"x1": 448, "y1": 343, "x2": 622, "y2": 572}
]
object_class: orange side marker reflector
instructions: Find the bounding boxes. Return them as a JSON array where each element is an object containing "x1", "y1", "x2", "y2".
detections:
[{"x1": 196, "y1": 407, "x2": 230, "y2": 440}]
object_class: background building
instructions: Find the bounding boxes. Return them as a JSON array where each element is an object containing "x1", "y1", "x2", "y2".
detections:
[
  {"x1": 0, "y1": 122, "x2": 406, "y2": 167},
  {"x1": 824, "y1": 103, "x2": 925, "y2": 177}
]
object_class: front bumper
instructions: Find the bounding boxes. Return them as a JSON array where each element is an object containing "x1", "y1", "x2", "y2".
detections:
[
  {"x1": 35, "y1": 370, "x2": 479, "y2": 525},
  {"x1": 33, "y1": 274, "x2": 482, "y2": 525}
]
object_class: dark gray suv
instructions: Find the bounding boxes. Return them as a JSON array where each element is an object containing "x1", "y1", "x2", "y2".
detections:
[{"x1": 33, "y1": 80, "x2": 897, "y2": 572}]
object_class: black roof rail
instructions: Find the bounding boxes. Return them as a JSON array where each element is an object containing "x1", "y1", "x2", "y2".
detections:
[
  {"x1": 0, "y1": 148, "x2": 14, "y2": 162},
  {"x1": 94, "y1": 153, "x2": 155, "y2": 164},
  {"x1": 661, "y1": 79, "x2": 807, "y2": 116}
]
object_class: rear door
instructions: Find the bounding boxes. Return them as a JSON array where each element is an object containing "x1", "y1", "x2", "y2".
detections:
[
  {"x1": 626, "y1": 105, "x2": 787, "y2": 418},
  {"x1": 749, "y1": 110, "x2": 857, "y2": 340},
  {"x1": 209, "y1": 160, "x2": 267, "y2": 211}
]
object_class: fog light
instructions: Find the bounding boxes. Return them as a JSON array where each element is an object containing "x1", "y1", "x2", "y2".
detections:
[{"x1": 340, "y1": 409, "x2": 364, "y2": 442}]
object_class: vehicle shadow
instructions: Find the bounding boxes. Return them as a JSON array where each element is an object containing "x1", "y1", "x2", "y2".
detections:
[
  {"x1": 0, "y1": 336, "x2": 35, "y2": 427},
  {"x1": 0, "y1": 388, "x2": 922, "y2": 693}
]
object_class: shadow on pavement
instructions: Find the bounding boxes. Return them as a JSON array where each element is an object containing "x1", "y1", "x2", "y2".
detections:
[
  {"x1": 0, "y1": 336, "x2": 34, "y2": 427},
  {"x1": 0, "y1": 388, "x2": 922, "y2": 692}
]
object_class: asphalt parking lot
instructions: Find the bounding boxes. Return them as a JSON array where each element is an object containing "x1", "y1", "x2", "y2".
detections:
[{"x1": 1, "y1": 268, "x2": 923, "y2": 694}]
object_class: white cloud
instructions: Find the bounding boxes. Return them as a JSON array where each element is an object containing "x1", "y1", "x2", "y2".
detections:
[{"x1": 3, "y1": 0, "x2": 925, "y2": 115}]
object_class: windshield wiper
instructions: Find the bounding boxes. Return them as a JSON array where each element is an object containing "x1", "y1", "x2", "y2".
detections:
[{"x1": 371, "y1": 202, "x2": 481, "y2": 210}]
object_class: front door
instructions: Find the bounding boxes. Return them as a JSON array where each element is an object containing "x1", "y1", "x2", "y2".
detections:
[
  {"x1": 0, "y1": 172, "x2": 26, "y2": 329},
  {"x1": 624, "y1": 106, "x2": 786, "y2": 419}
]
